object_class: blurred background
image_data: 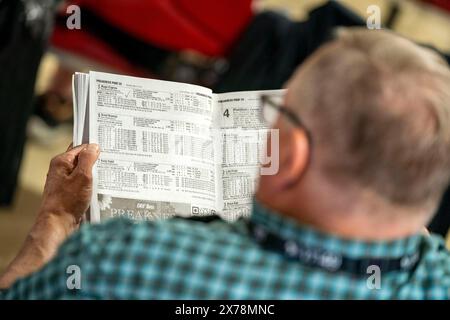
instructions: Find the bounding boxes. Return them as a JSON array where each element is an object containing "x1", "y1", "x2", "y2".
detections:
[{"x1": 0, "y1": 0, "x2": 449, "y2": 272}]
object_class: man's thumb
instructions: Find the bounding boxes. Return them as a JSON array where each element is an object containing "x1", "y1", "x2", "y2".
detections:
[{"x1": 74, "y1": 144, "x2": 100, "y2": 177}]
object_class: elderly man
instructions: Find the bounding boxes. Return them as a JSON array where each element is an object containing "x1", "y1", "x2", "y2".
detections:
[{"x1": 1, "y1": 28, "x2": 450, "y2": 299}]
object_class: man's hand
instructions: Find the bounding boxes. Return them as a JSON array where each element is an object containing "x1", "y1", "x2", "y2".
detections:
[
  {"x1": 39, "y1": 143, "x2": 100, "y2": 228},
  {"x1": 0, "y1": 143, "x2": 99, "y2": 289}
]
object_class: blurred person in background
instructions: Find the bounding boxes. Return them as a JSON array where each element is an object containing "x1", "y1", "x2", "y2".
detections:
[
  {"x1": 0, "y1": 0, "x2": 58, "y2": 207},
  {"x1": 1, "y1": 28, "x2": 450, "y2": 299}
]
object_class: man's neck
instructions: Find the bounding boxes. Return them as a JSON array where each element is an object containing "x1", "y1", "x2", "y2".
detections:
[{"x1": 256, "y1": 190, "x2": 429, "y2": 242}]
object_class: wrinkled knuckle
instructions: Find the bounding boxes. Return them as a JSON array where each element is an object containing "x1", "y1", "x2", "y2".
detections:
[
  {"x1": 50, "y1": 155, "x2": 63, "y2": 168},
  {"x1": 77, "y1": 170, "x2": 92, "y2": 184}
]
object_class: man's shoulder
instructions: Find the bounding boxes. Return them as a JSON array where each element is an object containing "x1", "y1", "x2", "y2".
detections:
[
  {"x1": 411, "y1": 233, "x2": 450, "y2": 298},
  {"x1": 55, "y1": 215, "x2": 255, "y2": 298},
  {"x1": 421, "y1": 233, "x2": 450, "y2": 263},
  {"x1": 1, "y1": 216, "x2": 251, "y2": 299},
  {"x1": 68, "y1": 215, "x2": 251, "y2": 254},
  {"x1": 94, "y1": 214, "x2": 246, "y2": 235}
]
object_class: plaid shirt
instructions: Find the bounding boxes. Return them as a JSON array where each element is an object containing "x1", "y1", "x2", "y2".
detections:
[{"x1": 1, "y1": 200, "x2": 450, "y2": 299}]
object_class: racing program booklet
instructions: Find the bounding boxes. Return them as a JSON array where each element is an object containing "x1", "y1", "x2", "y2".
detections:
[{"x1": 73, "y1": 71, "x2": 284, "y2": 223}]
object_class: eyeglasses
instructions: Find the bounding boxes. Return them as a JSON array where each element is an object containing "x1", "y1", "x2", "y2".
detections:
[
  {"x1": 260, "y1": 94, "x2": 313, "y2": 180},
  {"x1": 260, "y1": 94, "x2": 312, "y2": 141}
]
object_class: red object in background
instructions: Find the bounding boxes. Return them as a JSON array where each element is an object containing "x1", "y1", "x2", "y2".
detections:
[
  {"x1": 75, "y1": 0, "x2": 253, "y2": 56},
  {"x1": 51, "y1": 0, "x2": 254, "y2": 74},
  {"x1": 51, "y1": 25, "x2": 149, "y2": 76},
  {"x1": 421, "y1": 0, "x2": 450, "y2": 12}
]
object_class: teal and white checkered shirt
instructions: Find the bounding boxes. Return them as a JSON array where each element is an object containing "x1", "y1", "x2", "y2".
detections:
[{"x1": 2, "y1": 200, "x2": 450, "y2": 299}]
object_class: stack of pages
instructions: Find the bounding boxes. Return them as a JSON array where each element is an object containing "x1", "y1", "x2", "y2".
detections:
[{"x1": 73, "y1": 71, "x2": 283, "y2": 222}]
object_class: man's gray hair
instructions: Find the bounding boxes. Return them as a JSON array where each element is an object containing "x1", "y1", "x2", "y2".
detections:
[{"x1": 290, "y1": 27, "x2": 450, "y2": 209}]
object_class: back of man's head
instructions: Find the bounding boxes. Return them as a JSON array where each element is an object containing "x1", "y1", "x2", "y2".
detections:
[{"x1": 288, "y1": 28, "x2": 450, "y2": 213}]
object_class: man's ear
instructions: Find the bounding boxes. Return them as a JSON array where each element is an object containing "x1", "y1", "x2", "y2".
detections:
[
  {"x1": 255, "y1": 126, "x2": 310, "y2": 205},
  {"x1": 273, "y1": 127, "x2": 310, "y2": 190}
]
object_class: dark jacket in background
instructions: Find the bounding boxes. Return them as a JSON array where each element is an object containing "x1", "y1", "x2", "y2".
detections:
[
  {"x1": 214, "y1": 1, "x2": 364, "y2": 92},
  {"x1": 0, "y1": 0, "x2": 56, "y2": 205}
]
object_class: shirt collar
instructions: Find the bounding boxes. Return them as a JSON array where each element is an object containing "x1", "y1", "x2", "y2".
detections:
[{"x1": 250, "y1": 199, "x2": 423, "y2": 259}]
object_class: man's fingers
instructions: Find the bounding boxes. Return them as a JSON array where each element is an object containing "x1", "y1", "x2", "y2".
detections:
[
  {"x1": 72, "y1": 144, "x2": 100, "y2": 179},
  {"x1": 65, "y1": 144, "x2": 88, "y2": 157},
  {"x1": 66, "y1": 143, "x2": 74, "y2": 152},
  {"x1": 49, "y1": 144, "x2": 85, "y2": 173},
  {"x1": 50, "y1": 144, "x2": 98, "y2": 177}
]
